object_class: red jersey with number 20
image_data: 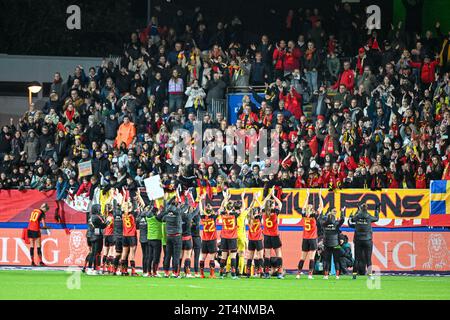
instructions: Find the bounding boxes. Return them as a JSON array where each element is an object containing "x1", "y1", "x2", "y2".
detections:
[
  {"x1": 221, "y1": 214, "x2": 238, "y2": 239},
  {"x1": 201, "y1": 216, "x2": 218, "y2": 241},
  {"x1": 28, "y1": 209, "x2": 45, "y2": 232},
  {"x1": 263, "y1": 209, "x2": 279, "y2": 236},
  {"x1": 122, "y1": 213, "x2": 137, "y2": 237}
]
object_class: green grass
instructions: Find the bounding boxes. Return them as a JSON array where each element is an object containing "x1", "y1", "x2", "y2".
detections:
[{"x1": 0, "y1": 270, "x2": 449, "y2": 300}]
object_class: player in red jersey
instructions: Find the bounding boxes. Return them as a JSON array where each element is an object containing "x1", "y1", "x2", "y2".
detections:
[
  {"x1": 198, "y1": 194, "x2": 219, "y2": 278},
  {"x1": 27, "y1": 203, "x2": 49, "y2": 266},
  {"x1": 296, "y1": 189, "x2": 323, "y2": 279},
  {"x1": 219, "y1": 190, "x2": 240, "y2": 279},
  {"x1": 262, "y1": 188, "x2": 283, "y2": 279},
  {"x1": 120, "y1": 199, "x2": 138, "y2": 276},
  {"x1": 101, "y1": 203, "x2": 115, "y2": 274},
  {"x1": 246, "y1": 193, "x2": 264, "y2": 277}
]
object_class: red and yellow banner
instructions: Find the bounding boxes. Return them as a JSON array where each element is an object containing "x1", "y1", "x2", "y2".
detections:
[{"x1": 0, "y1": 228, "x2": 448, "y2": 272}]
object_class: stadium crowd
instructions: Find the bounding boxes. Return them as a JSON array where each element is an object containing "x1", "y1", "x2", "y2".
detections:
[{"x1": 0, "y1": 3, "x2": 450, "y2": 198}]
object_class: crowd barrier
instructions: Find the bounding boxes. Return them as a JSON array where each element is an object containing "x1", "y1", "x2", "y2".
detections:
[
  {"x1": 0, "y1": 188, "x2": 449, "y2": 271},
  {"x1": 0, "y1": 228, "x2": 448, "y2": 272}
]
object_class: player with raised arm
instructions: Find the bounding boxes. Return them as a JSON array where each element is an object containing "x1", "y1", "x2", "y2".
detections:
[
  {"x1": 180, "y1": 192, "x2": 200, "y2": 278},
  {"x1": 219, "y1": 190, "x2": 240, "y2": 279},
  {"x1": 296, "y1": 189, "x2": 323, "y2": 280},
  {"x1": 111, "y1": 190, "x2": 124, "y2": 275},
  {"x1": 198, "y1": 193, "x2": 219, "y2": 278},
  {"x1": 348, "y1": 202, "x2": 380, "y2": 280},
  {"x1": 27, "y1": 203, "x2": 49, "y2": 267},
  {"x1": 136, "y1": 190, "x2": 151, "y2": 277},
  {"x1": 262, "y1": 188, "x2": 284, "y2": 279},
  {"x1": 246, "y1": 192, "x2": 264, "y2": 277},
  {"x1": 120, "y1": 195, "x2": 138, "y2": 276},
  {"x1": 101, "y1": 203, "x2": 115, "y2": 274},
  {"x1": 320, "y1": 206, "x2": 346, "y2": 280},
  {"x1": 157, "y1": 192, "x2": 187, "y2": 278},
  {"x1": 86, "y1": 204, "x2": 109, "y2": 275},
  {"x1": 235, "y1": 191, "x2": 256, "y2": 277}
]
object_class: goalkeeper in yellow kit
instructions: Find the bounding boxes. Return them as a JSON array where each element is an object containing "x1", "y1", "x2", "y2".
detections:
[{"x1": 227, "y1": 192, "x2": 258, "y2": 276}]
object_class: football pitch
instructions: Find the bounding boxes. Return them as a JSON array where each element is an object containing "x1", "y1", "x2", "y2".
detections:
[{"x1": 0, "y1": 270, "x2": 450, "y2": 300}]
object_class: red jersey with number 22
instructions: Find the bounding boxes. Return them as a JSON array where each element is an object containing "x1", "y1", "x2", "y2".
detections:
[
  {"x1": 201, "y1": 216, "x2": 218, "y2": 241},
  {"x1": 263, "y1": 209, "x2": 279, "y2": 236}
]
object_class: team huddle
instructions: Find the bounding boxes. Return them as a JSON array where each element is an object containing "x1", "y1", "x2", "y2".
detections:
[{"x1": 26, "y1": 187, "x2": 379, "y2": 280}]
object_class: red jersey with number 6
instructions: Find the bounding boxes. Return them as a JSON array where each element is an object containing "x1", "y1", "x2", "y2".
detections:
[
  {"x1": 28, "y1": 209, "x2": 45, "y2": 232},
  {"x1": 201, "y1": 215, "x2": 218, "y2": 241},
  {"x1": 122, "y1": 213, "x2": 137, "y2": 237},
  {"x1": 263, "y1": 209, "x2": 280, "y2": 236},
  {"x1": 302, "y1": 216, "x2": 318, "y2": 239},
  {"x1": 221, "y1": 213, "x2": 238, "y2": 239},
  {"x1": 248, "y1": 217, "x2": 263, "y2": 241}
]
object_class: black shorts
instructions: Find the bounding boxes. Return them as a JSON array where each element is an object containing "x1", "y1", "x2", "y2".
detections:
[
  {"x1": 27, "y1": 230, "x2": 40, "y2": 239},
  {"x1": 220, "y1": 238, "x2": 237, "y2": 252},
  {"x1": 104, "y1": 235, "x2": 115, "y2": 247},
  {"x1": 248, "y1": 240, "x2": 263, "y2": 251},
  {"x1": 263, "y1": 235, "x2": 282, "y2": 249},
  {"x1": 115, "y1": 236, "x2": 123, "y2": 253},
  {"x1": 123, "y1": 236, "x2": 137, "y2": 247},
  {"x1": 201, "y1": 240, "x2": 217, "y2": 254},
  {"x1": 182, "y1": 238, "x2": 193, "y2": 250},
  {"x1": 302, "y1": 238, "x2": 318, "y2": 252}
]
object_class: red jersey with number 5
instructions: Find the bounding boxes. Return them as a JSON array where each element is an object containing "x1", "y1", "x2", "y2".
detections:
[
  {"x1": 302, "y1": 216, "x2": 318, "y2": 239},
  {"x1": 201, "y1": 216, "x2": 218, "y2": 241},
  {"x1": 122, "y1": 213, "x2": 137, "y2": 237},
  {"x1": 221, "y1": 214, "x2": 238, "y2": 239},
  {"x1": 248, "y1": 218, "x2": 263, "y2": 241},
  {"x1": 28, "y1": 209, "x2": 45, "y2": 232},
  {"x1": 263, "y1": 209, "x2": 279, "y2": 236}
]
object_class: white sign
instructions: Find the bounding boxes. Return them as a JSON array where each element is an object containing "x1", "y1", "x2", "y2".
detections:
[{"x1": 144, "y1": 175, "x2": 165, "y2": 200}]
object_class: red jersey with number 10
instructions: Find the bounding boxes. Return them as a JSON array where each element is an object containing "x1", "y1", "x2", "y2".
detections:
[
  {"x1": 122, "y1": 213, "x2": 137, "y2": 237},
  {"x1": 221, "y1": 214, "x2": 238, "y2": 239},
  {"x1": 302, "y1": 216, "x2": 318, "y2": 239},
  {"x1": 248, "y1": 218, "x2": 263, "y2": 241},
  {"x1": 28, "y1": 209, "x2": 45, "y2": 232},
  {"x1": 201, "y1": 216, "x2": 218, "y2": 241},
  {"x1": 263, "y1": 209, "x2": 279, "y2": 236}
]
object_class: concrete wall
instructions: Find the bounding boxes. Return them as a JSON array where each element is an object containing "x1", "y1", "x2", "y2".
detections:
[
  {"x1": 0, "y1": 54, "x2": 102, "y2": 126},
  {"x1": 0, "y1": 54, "x2": 103, "y2": 83}
]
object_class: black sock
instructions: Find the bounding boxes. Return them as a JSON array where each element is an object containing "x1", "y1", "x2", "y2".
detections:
[
  {"x1": 130, "y1": 260, "x2": 135, "y2": 269},
  {"x1": 113, "y1": 256, "x2": 120, "y2": 269},
  {"x1": 264, "y1": 258, "x2": 270, "y2": 273},
  {"x1": 37, "y1": 247, "x2": 42, "y2": 258},
  {"x1": 209, "y1": 260, "x2": 215, "y2": 271},
  {"x1": 102, "y1": 256, "x2": 107, "y2": 265},
  {"x1": 246, "y1": 259, "x2": 252, "y2": 275},
  {"x1": 298, "y1": 259, "x2": 305, "y2": 271},
  {"x1": 278, "y1": 258, "x2": 283, "y2": 270},
  {"x1": 219, "y1": 259, "x2": 226, "y2": 275},
  {"x1": 200, "y1": 260, "x2": 205, "y2": 271},
  {"x1": 30, "y1": 247, "x2": 34, "y2": 260},
  {"x1": 230, "y1": 258, "x2": 236, "y2": 276},
  {"x1": 254, "y1": 258, "x2": 260, "y2": 271},
  {"x1": 309, "y1": 259, "x2": 315, "y2": 274},
  {"x1": 184, "y1": 258, "x2": 191, "y2": 274},
  {"x1": 258, "y1": 259, "x2": 264, "y2": 271}
]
